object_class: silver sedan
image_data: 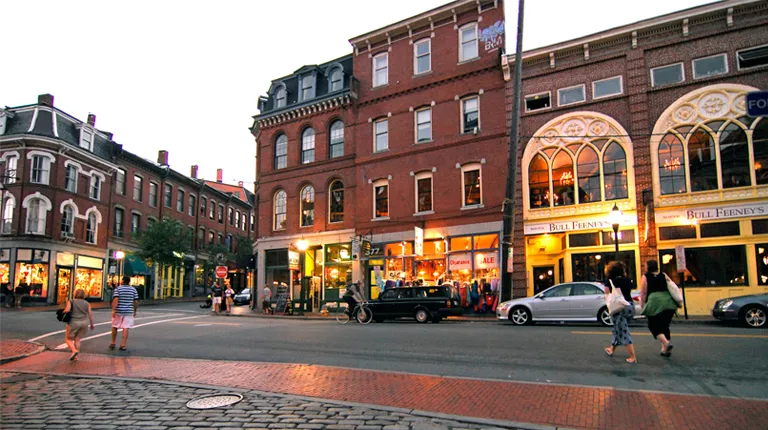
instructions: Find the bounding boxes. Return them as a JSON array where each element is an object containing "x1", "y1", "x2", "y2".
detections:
[{"x1": 496, "y1": 282, "x2": 641, "y2": 326}]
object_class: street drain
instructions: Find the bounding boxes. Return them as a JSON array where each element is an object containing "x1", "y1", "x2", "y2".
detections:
[{"x1": 186, "y1": 393, "x2": 243, "y2": 409}]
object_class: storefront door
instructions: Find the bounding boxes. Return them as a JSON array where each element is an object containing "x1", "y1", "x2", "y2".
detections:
[
  {"x1": 56, "y1": 268, "x2": 73, "y2": 304},
  {"x1": 533, "y1": 266, "x2": 555, "y2": 294}
]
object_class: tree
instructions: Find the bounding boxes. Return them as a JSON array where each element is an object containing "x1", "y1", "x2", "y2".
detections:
[
  {"x1": 136, "y1": 217, "x2": 192, "y2": 298},
  {"x1": 200, "y1": 243, "x2": 229, "y2": 287},
  {"x1": 233, "y1": 234, "x2": 255, "y2": 265}
]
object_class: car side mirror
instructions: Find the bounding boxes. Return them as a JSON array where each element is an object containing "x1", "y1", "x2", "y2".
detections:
[{"x1": 536, "y1": 294, "x2": 544, "y2": 300}]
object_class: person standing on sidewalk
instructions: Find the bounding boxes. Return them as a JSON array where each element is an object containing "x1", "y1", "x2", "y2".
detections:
[
  {"x1": 4, "y1": 283, "x2": 15, "y2": 308},
  {"x1": 211, "y1": 281, "x2": 223, "y2": 314},
  {"x1": 224, "y1": 282, "x2": 235, "y2": 315},
  {"x1": 640, "y1": 260, "x2": 680, "y2": 357},
  {"x1": 14, "y1": 281, "x2": 29, "y2": 309},
  {"x1": 63, "y1": 289, "x2": 95, "y2": 361},
  {"x1": 603, "y1": 262, "x2": 637, "y2": 364},
  {"x1": 262, "y1": 285, "x2": 272, "y2": 315},
  {"x1": 109, "y1": 276, "x2": 138, "y2": 352}
]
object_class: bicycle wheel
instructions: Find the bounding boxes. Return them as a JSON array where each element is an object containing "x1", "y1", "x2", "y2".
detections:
[
  {"x1": 335, "y1": 305, "x2": 351, "y2": 324},
  {"x1": 355, "y1": 305, "x2": 373, "y2": 325}
]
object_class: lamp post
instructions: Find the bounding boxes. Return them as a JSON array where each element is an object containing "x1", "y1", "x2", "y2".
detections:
[
  {"x1": 607, "y1": 204, "x2": 623, "y2": 262},
  {"x1": 114, "y1": 251, "x2": 126, "y2": 279},
  {"x1": 296, "y1": 237, "x2": 308, "y2": 316}
]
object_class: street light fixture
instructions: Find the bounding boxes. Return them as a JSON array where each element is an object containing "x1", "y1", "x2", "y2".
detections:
[
  {"x1": 114, "y1": 251, "x2": 126, "y2": 279},
  {"x1": 607, "y1": 204, "x2": 623, "y2": 262},
  {"x1": 296, "y1": 236, "x2": 308, "y2": 251}
]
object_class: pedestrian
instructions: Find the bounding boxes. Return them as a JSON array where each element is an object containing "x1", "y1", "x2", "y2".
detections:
[
  {"x1": 640, "y1": 260, "x2": 680, "y2": 357},
  {"x1": 63, "y1": 289, "x2": 95, "y2": 361},
  {"x1": 3, "y1": 283, "x2": 15, "y2": 308},
  {"x1": 14, "y1": 281, "x2": 28, "y2": 309},
  {"x1": 224, "y1": 282, "x2": 235, "y2": 315},
  {"x1": 262, "y1": 285, "x2": 272, "y2": 315},
  {"x1": 211, "y1": 281, "x2": 223, "y2": 314},
  {"x1": 109, "y1": 275, "x2": 138, "y2": 352},
  {"x1": 603, "y1": 261, "x2": 637, "y2": 364}
]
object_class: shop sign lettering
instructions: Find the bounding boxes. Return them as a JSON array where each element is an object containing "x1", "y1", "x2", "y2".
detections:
[
  {"x1": 655, "y1": 202, "x2": 768, "y2": 224},
  {"x1": 524, "y1": 216, "x2": 637, "y2": 235},
  {"x1": 288, "y1": 251, "x2": 300, "y2": 271},
  {"x1": 480, "y1": 20, "x2": 504, "y2": 52},
  {"x1": 365, "y1": 246, "x2": 382, "y2": 257},
  {"x1": 448, "y1": 253, "x2": 472, "y2": 271},
  {"x1": 475, "y1": 253, "x2": 498, "y2": 269},
  {"x1": 414, "y1": 227, "x2": 424, "y2": 257}
]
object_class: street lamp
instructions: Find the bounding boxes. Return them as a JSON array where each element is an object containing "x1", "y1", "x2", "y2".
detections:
[
  {"x1": 295, "y1": 236, "x2": 308, "y2": 316},
  {"x1": 296, "y1": 236, "x2": 308, "y2": 251},
  {"x1": 114, "y1": 251, "x2": 126, "y2": 279},
  {"x1": 607, "y1": 204, "x2": 623, "y2": 262}
]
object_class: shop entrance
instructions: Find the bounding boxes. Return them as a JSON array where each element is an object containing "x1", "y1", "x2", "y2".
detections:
[
  {"x1": 56, "y1": 268, "x2": 73, "y2": 304},
  {"x1": 533, "y1": 266, "x2": 555, "y2": 294}
]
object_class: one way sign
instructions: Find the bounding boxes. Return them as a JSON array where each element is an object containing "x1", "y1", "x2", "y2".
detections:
[{"x1": 746, "y1": 91, "x2": 768, "y2": 117}]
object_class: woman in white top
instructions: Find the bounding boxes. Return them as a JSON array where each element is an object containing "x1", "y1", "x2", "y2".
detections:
[
  {"x1": 224, "y1": 283, "x2": 235, "y2": 315},
  {"x1": 63, "y1": 289, "x2": 95, "y2": 361}
]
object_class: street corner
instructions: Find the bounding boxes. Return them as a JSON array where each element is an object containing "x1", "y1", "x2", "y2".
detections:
[{"x1": 0, "y1": 339, "x2": 47, "y2": 365}]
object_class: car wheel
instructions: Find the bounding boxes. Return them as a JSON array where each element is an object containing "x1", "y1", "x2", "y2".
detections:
[
  {"x1": 509, "y1": 306, "x2": 531, "y2": 325},
  {"x1": 414, "y1": 308, "x2": 430, "y2": 324},
  {"x1": 599, "y1": 307, "x2": 613, "y2": 327},
  {"x1": 741, "y1": 305, "x2": 767, "y2": 328}
]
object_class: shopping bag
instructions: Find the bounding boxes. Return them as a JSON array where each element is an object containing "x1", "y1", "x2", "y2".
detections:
[
  {"x1": 606, "y1": 280, "x2": 629, "y2": 315},
  {"x1": 664, "y1": 274, "x2": 684, "y2": 307}
]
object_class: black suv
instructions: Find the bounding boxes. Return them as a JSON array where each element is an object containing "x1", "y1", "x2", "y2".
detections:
[{"x1": 367, "y1": 286, "x2": 462, "y2": 323}]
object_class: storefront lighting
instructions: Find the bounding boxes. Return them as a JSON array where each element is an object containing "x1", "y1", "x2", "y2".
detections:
[
  {"x1": 595, "y1": 254, "x2": 602, "y2": 260},
  {"x1": 547, "y1": 270, "x2": 553, "y2": 276},
  {"x1": 759, "y1": 247, "x2": 765, "y2": 255},
  {"x1": 339, "y1": 248, "x2": 349, "y2": 259},
  {"x1": 296, "y1": 237, "x2": 308, "y2": 251},
  {"x1": 539, "y1": 274, "x2": 545, "y2": 280},
  {"x1": 763, "y1": 256, "x2": 768, "y2": 266},
  {"x1": 662, "y1": 254, "x2": 674, "y2": 265}
]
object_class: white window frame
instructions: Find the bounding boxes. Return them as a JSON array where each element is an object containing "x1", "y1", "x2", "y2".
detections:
[
  {"x1": 188, "y1": 194, "x2": 196, "y2": 217},
  {"x1": 524, "y1": 91, "x2": 552, "y2": 112},
  {"x1": 79, "y1": 126, "x2": 94, "y2": 151},
  {"x1": 149, "y1": 181, "x2": 159, "y2": 208},
  {"x1": 300, "y1": 74, "x2": 315, "y2": 101},
  {"x1": 114, "y1": 207, "x2": 124, "y2": 238},
  {"x1": 650, "y1": 62, "x2": 685, "y2": 87},
  {"x1": 116, "y1": 168, "x2": 126, "y2": 195},
  {"x1": 86, "y1": 211, "x2": 99, "y2": 244},
  {"x1": 557, "y1": 84, "x2": 587, "y2": 107},
  {"x1": 414, "y1": 171, "x2": 434, "y2": 215},
  {"x1": 164, "y1": 184, "x2": 173, "y2": 208},
  {"x1": 273, "y1": 190, "x2": 287, "y2": 231},
  {"x1": 592, "y1": 76, "x2": 624, "y2": 100},
  {"x1": 414, "y1": 38, "x2": 431, "y2": 75},
  {"x1": 89, "y1": 172, "x2": 105, "y2": 201},
  {"x1": 460, "y1": 163, "x2": 483, "y2": 208},
  {"x1": 459, "y1": 23, "x2": 479, "y2": 62},
  {"x1": 27, "y1": 151, "x2": 55, "y2": 185},
  {"x1": 64, "y1": 163, "x2": 79, "y2": 193},
  {"x1": 372, "y1": 179, "x2": 389, "y2": 220},
  {"x1": 329, "y1": 68, "x2": 343, "y2": 92},
  {"x1": 460, "y1": 96, "x2": 480, "y2": 134},
  {"x1": 736, "y1": 44, "x2": 768, "y2": 71},
  {"x1": 692, "y1": 53, "x2": 728, "y2": 79},
  {"x1": 301, "y1": 128, "x2": 315, "y2": 164},
  {"x1": 133, "y1": 174, "x2": 144, "y2": 202},
  {"x1": 374, "y1": 118, "x2": 389, "y2": 152},
  {"x1": 275, "y1": 85, "x2": 287, "y2": 108},
  {"x1": 2, "y1": 194, "x2": 15, "y2": 234},
  {"x1": 328, "y1": 180, "x2": 344, "y2": 224},
  {"x1": 274, "y1": 134, "x2": 288, "y2": 169},
  {"x1": 415, "y1": 107, "x2": 432, "y2": 143},
  {"x1": 329, "y1": 120, "x2": 344, "y2": 158},
  {"x1": 22, "y1": 193, "x2": 52, "y2": 235},
  {"x1": 300, "y1": 185, "x2": 315, "y2": 228},
  {"x1": 373, "y1": 52, "x2": 389, "y2": 88},
  {"x1": 4, "y1": 154, "x2": 19, "y2": 184},
  {"x1": 131, "y1": 212, "x2": 141, "y2": 235},
  {"x1": 60, "y1": 204, "x2": 75, "y2": 237}
]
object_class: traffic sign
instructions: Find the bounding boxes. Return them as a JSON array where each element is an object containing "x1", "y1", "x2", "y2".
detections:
[
  {"x1": 215, "y1": 265, "x2": 228, "y2": 278},
  {"x1": 746, "y1": 91, "x2": 768, "y2": 117},
  {"x1": 675, "y1": 245, "x2": 686, "y2": 273}
]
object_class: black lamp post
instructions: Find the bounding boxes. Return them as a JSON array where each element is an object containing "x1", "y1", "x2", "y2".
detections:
[{"x1": 608, "y1": 203, "x2": 623, "y2": 262}]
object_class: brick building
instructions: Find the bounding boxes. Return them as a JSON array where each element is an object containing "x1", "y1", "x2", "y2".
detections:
[
  {"x1": 503, "y1": 0, "x2": 768, "y2": 315},
  {"x1": 1, "y1": 95, "x2": 255, "y2": 305}
]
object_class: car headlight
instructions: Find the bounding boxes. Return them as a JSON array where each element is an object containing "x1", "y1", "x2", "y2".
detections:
[
  {"x1": 719, "y1": 300, "x2": 733, "y2": 309},
  {"x1": 499, "y1": 302, "x2": 511, "y2": 311}
]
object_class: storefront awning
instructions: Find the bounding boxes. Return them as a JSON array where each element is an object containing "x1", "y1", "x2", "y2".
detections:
[{"x1": 124, "y1": 255, "x2": 149, "y2": 276}]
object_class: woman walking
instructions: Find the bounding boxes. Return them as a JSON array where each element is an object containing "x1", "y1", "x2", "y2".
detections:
[
  {"x1": 640, "y1": 260, "x2": 679, "y2": 357},
  {"x1": 224, "y1": 283, "x2": 235, "y2": 315},
  {"x1": 63, "y1": 289, "x2": 95, "y2": 361},
  {"x1": 603, "y1": 262, "x2": 637, "y2": 364}
]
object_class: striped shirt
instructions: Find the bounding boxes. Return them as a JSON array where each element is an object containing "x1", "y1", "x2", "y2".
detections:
[{"x1": 113, "y1": 285, "x2": 138, "y2": 315}]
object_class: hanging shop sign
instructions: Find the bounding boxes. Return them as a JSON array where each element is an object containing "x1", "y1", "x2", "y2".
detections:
[
  {"x1": 506, "y1": 248, "x2": 513, "y2": 273},
  {"x1": 675, "y1": 245, "x2": 687, "y2": 273},
  {"x1": 448, "y1": 253, "x2": 472, "y2": 271},
  {"x1": 414, "y1": 227, "x2": 424, "y2": 257},
  {"x1": 524, "y1": 215, "x2": 637, "y2": 235},
  {"x1": 475, "y1": 253, "x2": 498, "y2": 270},
  {"x1": 288, "y1": 251, "x2": 300, "y2": 271},
  {"x1": 655, "y1": 202, "x2": 768, "y2": 224}
]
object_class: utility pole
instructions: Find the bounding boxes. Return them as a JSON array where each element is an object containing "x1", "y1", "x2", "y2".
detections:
[{"x1": 501, "y1": 0, "x2": 525, "y2": 302}]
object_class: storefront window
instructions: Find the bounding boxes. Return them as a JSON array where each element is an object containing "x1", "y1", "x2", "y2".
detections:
[
  {"x1": 552, "y1": 151, "x2": 575, "y2": 206},
  {"x1": 15, "y1": 249, "x2": 49, "y2": 298},
  {"x1": 757, "y1": 244, "x2": 768, "y2": 285},
  {"x1": 474, "y1": 234, "x2": 498, "y2": 250},
  {"x1": 660, "y1": 246, "x2": 747, "y2": 287},
  {"x1": 325, "y1": 244, "x2": 352, "y2": 300},
  {"x1": 571, "y1": 250, "x2": 636, "y2": 283},
  {"x1": 76, "y1": 256, "x2": 103, "y2": 298},
  {"x1": 265, "y1": 249, "x2": 289, "y2": 291},
  {"x1": 450, "y1": 236, "x2": 472, "y2": 251}
]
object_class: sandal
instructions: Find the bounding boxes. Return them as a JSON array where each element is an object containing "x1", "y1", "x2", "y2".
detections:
[
  {"x1": 604, "y1": 348, "x2": 614, "y2": 356},
  {"x1": 69, "y1": 352, "x2": 79, "y2": 361},
  {"x1": 119, "y1": 346, "x2": 127, "y2": 351},
  {"x1": 108, "y1": 344, "x2": 115, "y2": 350},
  {"x1": 626, "y1": 358, "x2": 637, "y2": 364}
]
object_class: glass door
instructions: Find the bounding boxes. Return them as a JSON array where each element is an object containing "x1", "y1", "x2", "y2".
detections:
[
  {"x1": 533, "y1": 266, "x2": 555, "y2": 294},
  {"x1": 56, "y1": 267, "x2": 73, "y2": 304}
]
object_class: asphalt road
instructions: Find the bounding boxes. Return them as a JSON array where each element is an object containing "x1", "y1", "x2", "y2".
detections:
[{"x1": 2, "y1": 302, "x2": 766, "y2": 399}]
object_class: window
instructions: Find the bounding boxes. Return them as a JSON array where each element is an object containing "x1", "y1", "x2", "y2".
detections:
[
  {"x1": 525, "y1": 92, "x2": 551, "y2": 112},
  {"x1": 116, "y1": 169, "x2": 126, "y2": 195},
  {"x1": 209, "y1": 230, "x2": 215, "y2": 245},
  {"x1": 660, "y1": 246, "x2": 747, "y2": 287},
  {"x1": 528, "y1": 154, "x2": 550, "y2": 208},
  {"x1": 200, "y1": 197, "x2": 207, "y2": 216},
  {"x1": 147, "y1": 217, "x2": 156, "y2": 227},
  {"x1": 577, "y1": 147, "x2": 600, "y2": 203},
  {"x1": 416, "y1": 108, "x2": 432, "y2": 142},
  {"x1": 86, "y1": 213, "x2": 97, "y2": 244},
  {"x1": 228, "y1": 207, "x2": 234, "y2": 225},
  {"x1": 65, "y1": 165, "x2": 78, "y2": 193},
  {"x1": 329, "y1": 121, "x2": 344, "y2": 158},
  {"x1": 373, "y1": 180, "x2": 389, "y2": 219},
  {"x1": 658, "y1": 132, "x2": 687, "y2": 195},
  {"x1": 301, "y1": 128, "x2": 315, "y2": 164},
  {"x1": 552, "y1": 151, "x2": 574, "y2": 207},
  {"x1": 2, "y1": 197, "x2": 14, "y2": 234},
  {"x1": 592, "y1": 76, "x2": 623, "y2": 99},
  {"x1": 114, "y1": 208, "x2": 124, "y2": 238},
  {"x1": 461, "y1": 97, "x2": 479, "y2": 133},
  {"x1": 693, "y1": 54, "x2": 727, "y2": 79},
  {"x1": 737, "y1": 45, "x2": 768, "y2": 70},
  {"x1": 226, "y1": 234, "x2": 232, "y2": 251},
  {"x1": 131, "y1": 213, "x2": 140, "y2": 234},
  {"x1": 274, "y1": 190, "x2": 287, "y2": 230},
  {"x1": 177, "y1": 190, "x2": 185, "y2": 212},
  {"x1": 603, "y1": 143, "x2": 628, "y2": 200},
  {"x1": 600, "y1": 230, "x2": 636, "y2": 245},
  {"x1": 757, "y1": 244, "x2": 768, "y2": 285},
  {"x1": 753, "y1": 219, "x2": 768, "y2": 235},
  {"x1": 149, "y1": 182, "x2": 158, "y2": 207},
  {"x1": 250, "y1": 214, "x2": 255, "y2": 232},
  {"x1": 25, "y1": 198, "x2": 47, "y2": 234},
  {"x1": 658, "y1": 225, "x2": 696, "y2": 240},
  {"x1": 651, "y1": 63, "x2": 684, "y2": 87},
  {"x1": 755, "y1": 121, "x2": 768, "y2": 185},
  {"x1": 209, "y1": 200, "x2": 215, "y2": 219},
  {"x1": 461, "y1": 164, "x2": 482, "y2": 207},
  {"x1": 459, "y1": 23, "x2": 478, "y2": 62},
  {"x1": 329, "y1": 180, "x2": 344, "y2": 223},
  {"x1": 89, "y1": 175, "x2": 102, "y2": 200},
  {"x1": 4, "y1": 155, "x2": 18, "y2": 184},
  {"x1": 80, "y1": 128, "x2": 93, "y2": 150},
  {"x1": 373, "y1": 53, "x2": 388, "y2": 87},
  {"x1": 569, "y1": 232, "x2": 600, "y2": 247},
  {"x1": 330, "y1": 68, "x2": 343, "y2": 92},
  {"x1": 133, "y1": 175, "x2": 143, "y2": 202},
  {"x1": 188, "y1": 195, "x2": 196, "y2": 217},
  {"x1": 374, "y1": 119, "x2": 388, "y2": 152},
  {"x1": 688, "y1": 127, "x2": 718, "y2": 192},
  {"x1": 300, "y1": 185, "x2": 315, "y2": 227},
  {"x1": 414, "y1": 39, "x2": 431, "y2": 74},
  {"x1": 300, "y1": 75, "x2": 315, "y2": 101},
  {"x1": 274, "y1": 134, "x2": 288, "y2": 169},
  {"x1": 275, "y1": 86, "x2": 286, "y2": 108},
  {"x1": 30, "y1": 155, "x2": 50, "y2": 184},
  {"x1": 61, "y1": 206, "x2": 74, "y2": 236},
  {"x1": 700, "y1": 221, "x2": 740, "y2": 238},
  {"x1": 415, "y1": 173, "x2": 433, "y2": 213},
  {"x1": 197, "y1": 228, "x2": 205, "y2": 250},
  {"x1": 218, "y1": 204, "x2": 224, "y2": 223},
  {"x1": 163, "y1": 184, "x2": 172, "y2": 208},
  {"x1": 558, "y1": 85, "x2": 586, "y2": 106}
]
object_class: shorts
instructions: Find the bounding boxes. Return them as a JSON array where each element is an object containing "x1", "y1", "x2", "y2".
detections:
[
  {"x1": 262, "y1": 300, "x2": 271, "y2": 311},
  {"x1": 212, "y1": 297, "x2": 222, "y2": 305},
  {"x1": 68, "y1": 320, "x2": 89, "y2": 338},
  {"x1": 112, "y1": 314, "x2": 135, "y2": 329},
  {"x1": 226, "y1": 297, "x2": 233, "y2": 305}
]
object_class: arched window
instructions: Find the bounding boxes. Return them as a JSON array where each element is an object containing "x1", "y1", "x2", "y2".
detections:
[
  {"x1": 300, "y1": 185, "x2": 315, "y2": 227},
  {"x1": 577, "y1": 147, "x2": 600, "y2": 203},
  {"x1": 274, "y1": 134, "x2": 288, "y2": 169},
  {"x1": 330, "y1": 68, "x2": 343, "y2": 92},
  {"x1": 719, "y1": 123, "x2": 751, "y2": 188},
  {"x1": 329, "y1": 121, "x2": 344, "y2": 158},
  {"x1": 275, "y1": 86, "x2": 286, "y2": 108},
  {"x1": 552, "y1": 151, "x2": 575, "y2": 207},
  {"x1": 273, "y1": 190, "x2": 286, "y2": 231},
  {"x1": 86, "y1": 212, "x2": 97, "y2": 244},
  {"x1": 329, "y1": 180, "x2": 344, "y2": 223},
  {"x1": 529, "y1": 154, "x2": 550, "y2": 208},
  {"x1": 659, "y1": 132, "x2": 687, "y2": 195},
  {"x1": 25, "y1": 198, "x2": 47, "y2": 234},
  {"x1": 688, "y1": 128, "x2": 718, "y2": 192},
  {"x1": 754, "y1": 120, "x2": 768, "y2": 185},
  {"x1": 61, "y1": 205, "x2": 74, "y2": 236},
  {"x1": 1, "y1": 196, "x2": 14, "y2": 234},
  {"x1": 603, "y1": 142, "x2": 628, "y2": 200},
  {"x1": 301, "y1": 128, "x2": 315, "y2": 164}
]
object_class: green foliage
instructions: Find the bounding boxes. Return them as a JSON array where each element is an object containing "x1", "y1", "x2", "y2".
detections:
[
  {"x1": 136, "y1": 217, "x2": 192, "y2": 267},
  {"x1": 233, "y1": 235, "x2": 254, "y2": 260}
]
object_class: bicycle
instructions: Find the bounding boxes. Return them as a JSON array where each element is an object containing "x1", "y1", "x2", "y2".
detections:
[{"x1": 333, "y1": 301, "x2": 373, "y2": 324}]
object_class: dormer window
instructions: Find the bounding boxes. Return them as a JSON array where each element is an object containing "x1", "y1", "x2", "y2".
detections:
[
  {"x1": 330, "y1": 68, "x2": 343, "y2": 92},
  {"x1": 80, "y1": 127, "x2": 94, "y2": 150},
  {"x1": 275, "y1": 86, "x2": 287, "y2": 108},
  {"x1": 301, "y1": 75, "x2": 315, "y2": 101}
]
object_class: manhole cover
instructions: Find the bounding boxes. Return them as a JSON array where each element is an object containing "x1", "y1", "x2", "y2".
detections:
[{"x1": 186, "y1": 393, "x2": 243, "y2": 409}]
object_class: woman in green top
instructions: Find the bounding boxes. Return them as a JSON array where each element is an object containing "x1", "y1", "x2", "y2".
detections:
[{"x1": 640, "y1": 260, "x2": 680, "y2": 357}]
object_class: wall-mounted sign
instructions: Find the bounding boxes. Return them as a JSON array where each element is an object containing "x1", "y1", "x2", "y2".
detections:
[
  {"x1": 524, "y1": 215, "x2": 637, "y2": 235},
  {"x1": 506, "y1": 248, "x2": 513, "y2": 273},
  {"x1": 288, "y1": 251, "x2": 300, "y2": 271},
  {"x1": 675, "y1": 245, "x2": 686, "y2": 273},
  {"x1": 479, "y1": 20, "x2": 505, "y2": 52},
  {"x1": 414, "y1": 227, "x2": 424, "y2": 257},
  {"x1": 475, "y1": 253, "x2": 498, "y2": 270},
  {"x1": 655, "y1": 202, "x2": 768, "y2": 224},
  {"x1": 448, "y1": 253, "x2": 472, "y2": 271}
]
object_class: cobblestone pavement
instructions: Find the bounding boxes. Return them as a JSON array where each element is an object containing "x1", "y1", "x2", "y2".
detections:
[
  {"x1": 0, "y1": 340, "x2": 44, "y2": 363},
  {"x1": 0, "y1": 372, "x2": 515, "y2": 430}
]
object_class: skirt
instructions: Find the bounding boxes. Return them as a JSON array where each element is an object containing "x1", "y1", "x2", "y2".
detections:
[{"x1": 611, "y1": 307, "x2": 634, "y2": 346}]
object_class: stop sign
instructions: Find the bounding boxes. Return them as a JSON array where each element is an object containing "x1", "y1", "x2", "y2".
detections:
[{"x1": 215, "y1": 266, "x2": 228, "y2": 279}]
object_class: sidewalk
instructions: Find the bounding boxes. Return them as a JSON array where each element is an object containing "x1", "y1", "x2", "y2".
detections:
[
  {"x1": 1, "y1": 340, "x2": 764, "y2": 430},
  {"x1": 0, "y1": 296, "x2": 203, "y2": 313},
  {"x1": 0, "y1": 339, "x2": 45, "y2": 365}
]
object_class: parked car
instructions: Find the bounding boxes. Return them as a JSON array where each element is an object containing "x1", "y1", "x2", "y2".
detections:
[
  {"x1": 712, "y1": 293, "x2": 767, "y2": 328},
  {"x1": 233, "y1": 288, "x2": 251, "y2": 306},
  {"x1": 496, "y1": 282, "x2": 641, "y2": 326},
  {"x1": 366, "y1": 286, "x2": 462, "y2": 323}
]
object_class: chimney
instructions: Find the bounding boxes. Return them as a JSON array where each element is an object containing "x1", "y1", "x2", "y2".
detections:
[
  {"x1": 191, "y1": 165, "x2": 199, "y2": 179},
  {"x1": 158, "y1": 150, "x2": 169, "y2": 166},
  {"x1": 216, "y1": 168, "x2": 223, "y2": 183},
  {"x1": 238, "y1": 181, "x2": 244, "y2": 187},
  {"x1": 87, "y1": 113, "x2": 96, "y2": 126},
  {"x1": 38, "y1": 94, "x2": 54, "y2": 107}
]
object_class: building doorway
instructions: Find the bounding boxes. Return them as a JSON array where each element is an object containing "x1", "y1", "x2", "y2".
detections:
[
  {"x1": 56, "y1": 267, "x2": 73, "y2": 304},
  {"x1": 533, "y1": 266, "x2": 555, "y2": 294}
]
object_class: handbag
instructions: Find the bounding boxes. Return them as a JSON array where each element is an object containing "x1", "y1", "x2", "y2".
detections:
[
  {"x1": 606, "y1": 280, "x2": 630, "y2": 315},
  {"x1": 664, "y1": 274, "x2": 684, "y2": 307},
  {"x1": 56, "y1": 301, "x2": 72, "y2": 323}
]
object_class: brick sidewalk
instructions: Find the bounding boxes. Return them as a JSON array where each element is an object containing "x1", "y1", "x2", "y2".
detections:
[
  {"x1": 2, "y1": 349, "x2": 765, "y2": 430},
  {"x1": 0, "y1": 340, "x2": 45, "y2": 364}
]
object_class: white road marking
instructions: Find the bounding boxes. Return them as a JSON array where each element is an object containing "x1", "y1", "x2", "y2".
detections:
[
  {"x1": 194, "y1": 324, "x2": 212, "y2": 327},
  {"x1": 54, "y1": 314, "x2": 206, "y2": 350},
  {"x1": 27, "y1": 313, "x2": 184, "y2": 342}
]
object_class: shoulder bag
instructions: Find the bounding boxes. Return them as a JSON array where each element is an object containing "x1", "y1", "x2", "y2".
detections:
[
  {"x1": 606, "y1": 280, "x2": 630, "y2": 315},
  {"x1": 664, "y1": 274, "x2": 684, "y2": 307},
  {"x1": 56, "y1": 301, "x2": 72, "y2": 323}
]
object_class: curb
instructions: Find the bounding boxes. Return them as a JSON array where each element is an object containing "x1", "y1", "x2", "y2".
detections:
[
  {"x1": 0, "y1": 341, "x2": 47, "y2": 365},
  {"x1": 0, "y1": 298, "x2": 204, "y2": 313},
  {"x1": 3, "y1": 369, "x2": 560, "y2": 430}
]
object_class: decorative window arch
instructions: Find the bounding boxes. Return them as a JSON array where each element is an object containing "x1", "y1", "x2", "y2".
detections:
[
  {"x1": 22, "y1": 192, "x2": 52, "y2": 235},
  {"x1": 327, "y1": 66, "x2": 344, "y2": 92},
  {"x1": 301, "y1": 128, "x2": 315, "y2": 164},
  {"x1": 329, "y1": 180, "x2": 344, "y2": 224},
  {"x1": 274, "y1": 133, "x2": 288, "y2": 169},
  {"x1": 300, "y1": 185, "x2": 315, "y2": 227},
  {"x1": 522, "y1": 112, "x2": 635, "y2": 216},
  {"x1": 649, "y1": 83, "x2": 767, "y2": 204},
  {"x1": 274, "y1": 84, "x2": 287, "y2": 108},
  {"x1": 2, "y1": 193, "x2": 15, "y2": 234},
  {"x1": 273, "y1": 189, "x2": 287, "y2": 231},
  {"x1": 329, "y1": 120, "x2": 344, "y2": 158},
  {"x1": 85, "y1": 207, "x2": 101, "y2": 245},
  {"x1": 60, "y1": 202, "x2": 76, "y2": 237}
]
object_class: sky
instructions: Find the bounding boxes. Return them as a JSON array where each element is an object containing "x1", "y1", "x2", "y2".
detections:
[{"x1": 2, "y1": 0, "x2": 713, "y2": 186}]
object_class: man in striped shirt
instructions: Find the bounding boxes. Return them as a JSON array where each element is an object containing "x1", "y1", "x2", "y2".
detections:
[{"x1": 109, "y1": 276, "x2": 139, "y2": 351}]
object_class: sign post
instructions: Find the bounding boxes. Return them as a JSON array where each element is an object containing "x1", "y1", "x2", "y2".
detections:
[
  {"x1": 215, "y1": 265, "x2": 228, "y2": 279},
  {"x1": 675, "y1": 245, "x2": 688, "y2": 320},
  {"x1": 746, "y1": 91, "x2": 768, "y2": 117}
]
